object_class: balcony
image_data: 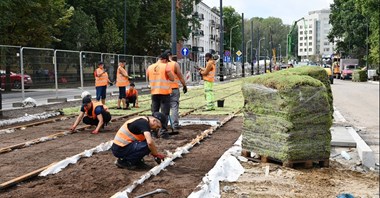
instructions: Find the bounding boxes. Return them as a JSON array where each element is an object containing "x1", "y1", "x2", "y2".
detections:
[{"x1": 193, "y1": 29, "x2": 204, "y2": 37}]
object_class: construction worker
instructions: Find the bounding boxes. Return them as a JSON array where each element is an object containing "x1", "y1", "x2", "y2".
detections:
[
  {"x1": 333, "y1": 61, "x2": 340, "y2": 78},
  {"x1": 198, "y1": 53, "x2": 215, "y2": 111},
  {"x1": 95, "y1": 62, "x2": 112, "y2": 104},
  {"x1": 166, "y1": 50, "x2": 187, "y2": 131},
  {"x1": 111, "y1": 112, "x2": 167, "y2": 170},
  {"x1": 146, "y1": 51, "x2": 175, "y2": 139},
  {"x1": 70, "y1": 95, "x2": 112, "y2": 134},
  {"x1": 116, "y1": 59, "x2": 130, "y2": 109},
  {"x1": 126, "y1": 82, "x2": 139, "y2": 108}
]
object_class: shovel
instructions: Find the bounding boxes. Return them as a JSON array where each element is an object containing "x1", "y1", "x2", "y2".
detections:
[{"x1": 135, "y1": 188, "x2": 169, "y2": 198}]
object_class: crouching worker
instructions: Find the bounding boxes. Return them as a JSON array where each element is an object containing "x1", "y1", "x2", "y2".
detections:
[
  {"x1": 126, "y1": 83, "x2": 139, "y2": 108},
  {"x1": 70, "y1": 96, "x2": 112, "y2": 134},
  {"x1": 111, "y1": 112, "x2": 167, "y2": 170}
]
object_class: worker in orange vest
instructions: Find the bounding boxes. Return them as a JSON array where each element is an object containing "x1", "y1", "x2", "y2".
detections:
[
  {"x1": 94, "y1": 62, "x2": 112, "y2": 105},
  {"x1": 197, "y1": 53, "x2": 216, "y2": 111},
  {"x1": 165, "y1": 50, "x2": 187, "y2": 131},
  {"x1": 126, "y1": 82, "x2": 139, "y2": 108},
  {"x1": 111, "y1": 112, "x2": 167, "y2": 170},
  {"x1": 116, "y1": 59, "x2": 130, "y2": 109},
  {"x1": 70, "y1": 95, "x2": 112, "y2": 134},
  {"x1": 146, "y1": 51, "x2": 175, "y2": 139}
]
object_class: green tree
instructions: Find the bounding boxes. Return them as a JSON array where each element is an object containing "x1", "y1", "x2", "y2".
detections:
[
  {"x1": 0, "y1": 0, "x2": 72, "y2": 47},
  {"x1": 101, "y1": 18, "x2": 123, "y2": 53},
  {"x1": 328, "y1": 0, "x2": 367, "y2": 62},
  {"x1": 223, "y1": 6, "x2": 242, "y2": 53},
  {"x1": 57, "y1": 8, "x2": 99, "y2": 51}
]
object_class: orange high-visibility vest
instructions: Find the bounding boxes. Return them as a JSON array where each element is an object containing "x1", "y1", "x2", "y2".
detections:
[
  {"x1": 203, "y1": 60, "x2": 215, "y2": 82},
  {"x1": 147, "y1": 62, "x2": 172, "y2": 95},
  {"x1": 126, "y1": 88, "x2": 138, "y2": 97},
  {"x1": 113, "y1": 116, "x2": 147, "y2": 147},
  {"x1": 84, "y1": 101, "x2": 104, "y2": 120},
  {"x1": 116, "y1": 66, "x2": 130, "y2": 87},
  {"x1": 169, "y1": 61, "x2": 180, "y2": 89},
  {"x1": 95, "y1": 68, "x2": 109, "y2": 87}
]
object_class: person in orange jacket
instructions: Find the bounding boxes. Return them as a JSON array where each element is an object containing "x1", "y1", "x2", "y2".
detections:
[
  {"x1": 116, "y1": 59, "x2": 130, "y2": 109},
  {"x1": 111, "y1": 112, "x2": 167, "y2": 170},
  {"x1": 146, "y1": 51, "x2": 175, "y2": 139},
  {"x1": 126, "y1": 82, "x2": 139, "y2": 108},
  {"x1": 94, "y1": 62, "x2": 112, "y2": 105},
  {"x1": 70, "y1": 95, "x2": 112, "y2": 134}
]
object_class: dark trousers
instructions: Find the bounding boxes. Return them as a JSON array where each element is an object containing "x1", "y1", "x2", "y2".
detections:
[
  {"x1": 126, "y1": 95, "x2": 136, "y2": 107},
  {"x1": 151, "y1": 94, "x2": 170, "y2": 131},
  {"x1": 83, "y1": 111, "x2": 111, "y2": 126},
  {"x1": 111, "y1": 142, "x2": 150, "y2": 165}
]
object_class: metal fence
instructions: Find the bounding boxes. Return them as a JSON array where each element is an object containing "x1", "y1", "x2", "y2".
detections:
[{"x1": 0, "y1": 45, "x2": 260, "y2": 100}]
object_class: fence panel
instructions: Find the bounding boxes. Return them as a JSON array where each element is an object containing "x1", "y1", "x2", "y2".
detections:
[
  {"x1": 56, "y1": 50, "x2": 80, "y2": 88},
  {"x1": 0, "y1": 46, "x2": 21, "y2": 91},
  {"x1": 81, "y1": 52, "x2": 101, "y2": 87}
]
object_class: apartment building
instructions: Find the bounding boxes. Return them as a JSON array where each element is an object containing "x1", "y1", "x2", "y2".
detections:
[
  {"x1": 183, "y1": 1, "x2": 220, "y2": 61},
  {"x1": 298, "y1": 9, "x2": 335, "y2": 61}
]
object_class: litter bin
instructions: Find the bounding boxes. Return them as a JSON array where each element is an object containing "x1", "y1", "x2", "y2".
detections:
[{"x1": 217, "y1": 99, "x2": 224, "y2": 107}]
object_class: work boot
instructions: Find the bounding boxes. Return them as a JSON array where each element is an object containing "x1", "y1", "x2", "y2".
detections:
[
  {"x1": 115, "y1": 159, "x2": 135, "y2": 169},
  {"x1": 160, "y1": 132, "x2": 170, "y2": 139},
  {"x1": 135, "y1": 159, "x2": 152, "y2": 170}
]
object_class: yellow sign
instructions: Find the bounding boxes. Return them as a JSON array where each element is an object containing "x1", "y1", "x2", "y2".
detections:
[{"x1": 236, "y1": 50, "x2": 242, "y2": 56}]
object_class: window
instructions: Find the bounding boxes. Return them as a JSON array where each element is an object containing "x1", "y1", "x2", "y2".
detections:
[
  {"x1": 300, "y1": 37, "x2": 303, "y2": 40},
  {"x1": 323, "y1": 42, "x2": 329, "y2": 45},
  {"x1": 309, "y1": 48, "x2": 312, "y2": 52},
  {"x1": 300, "y1": 31, "x2": 303, "y2": 35},
  {"x1": 309, "y1": 30, "x2": 312, "y2": 34},
  {"x1": 300, "y1": 49, "x2": 303, "y2": 52},
  {"x1": 309, "y1": 24, "x2": 312, "y2": 28},
  {"x1": 309, "y1": 36, "x2": 312, "y2": 40},
  {"x1": 309, "y1": 42, "x2": 312, "y2": 46},
  {"x1": 300, "y1": 25, "x2": 303, "y2": 29},
  {"x1": 300, "y1": 43, "x2": 303, "y2": 46},
  {"x1": 325, "y1": 48, "x2": 330, "y2": 52}
]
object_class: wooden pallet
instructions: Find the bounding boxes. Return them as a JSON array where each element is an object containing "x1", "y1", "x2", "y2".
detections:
[{"x1": 241, "y1": 149, "x2": 329, "y2": 168}]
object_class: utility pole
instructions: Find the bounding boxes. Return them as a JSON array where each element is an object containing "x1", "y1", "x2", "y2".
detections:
[
  {"x1": 241, "y1": 13, "x2": 245, "y2": 77},
  {"x1": 256, "y1": 28, "x2": 260, "y2": 74},
  {"x1": 171, "y1": 0, "x2": 177, "y2": 55},
  {"x1": 269, "y1": 26, "x2": 273, "y2": 72},
  {"x1": 219, "y1": 0, "x2": 224, "y2": 81},
  {"x1": 251, "y1": 20, "x2": 254, "y2": 75}
]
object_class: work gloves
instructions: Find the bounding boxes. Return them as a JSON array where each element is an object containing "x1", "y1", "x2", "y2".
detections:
[
  {"x1": 152, "y1": 153, "x2": 166, "y2": 164},
  {"x1": 183, "y1": 86, "x2": 187, "y2": 94}
]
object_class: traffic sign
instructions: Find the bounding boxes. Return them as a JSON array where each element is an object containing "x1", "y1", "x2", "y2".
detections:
[
  {"x1": 236, "y1": 50, "x2": 242, "y2": 56},
  {"x1": 236, "y1": 56, "x2": 241, "y2": 62},
  {"x1": 224, "y1": 50, "x2": 230, "y2": 57},
  {"x1": 181, "y1": 48, "x2": 189, "y2": 56},
  {"x1": 224, "y1": 56, "x2": 231, "y2": 63}
]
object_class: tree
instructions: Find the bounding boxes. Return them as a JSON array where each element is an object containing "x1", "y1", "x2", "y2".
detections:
[
  {"x1": 328, "y1": 0, "x2": 368, "y2": 62},
  {"x1": 101, "y1": 18, "x2": 123, "y2": 53},
  {"x1": 57, "y1": 8, "x2": 100, "y2": 51},
  {"x1": 223, "y1": 6, "x2": 242, "y2": 53},
  {"x1": 0, "y1": 0, "x2": 72, "y2": 47}
]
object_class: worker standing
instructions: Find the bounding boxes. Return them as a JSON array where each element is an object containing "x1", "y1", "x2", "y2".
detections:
[
  {"x1": 116, "y1": 59, "x2": 130, "y2": 109},
  {"x1": 126, "y1": 82, "x2": 139, "y2": 108},
  {"x1": 333, "y1": 61, "x2": 340, "y2": 79},
  {"x1": 70, "y1": 95, "x2": 112, "y2": 134},
  {"x1": 111, "y1": 112, "x2": 167, "y2": 170},
  {"x1": 146, "y1": 51, "x2": 175, "y2": 139},
  {"x1": 166, "y1": 51, "x2": 187, "y2": 131},
  {"x1": 198, "y1": 53, "x2": 215, "y2": 111},
  {"x1": 95, "y1": 62, "x2": 112, "y2": 105}
]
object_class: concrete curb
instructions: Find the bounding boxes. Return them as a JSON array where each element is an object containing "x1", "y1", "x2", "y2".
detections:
[{"x1": 347, "y1": 127, "x2": 375, "y2": 168}]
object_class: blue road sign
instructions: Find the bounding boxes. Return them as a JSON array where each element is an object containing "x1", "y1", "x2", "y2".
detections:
[
  {"x1": 223, "y1": 56, "x2": 231, "y2": 63},
  {"x1": 224, "y1": 50, "x2": 230, "y2": 57},
  {"x1": 236, "y1": 56, "x2": 241, "y2": 62},
  {"x1": 181, "y1": 48, "x2": 189, "y2": 56}
]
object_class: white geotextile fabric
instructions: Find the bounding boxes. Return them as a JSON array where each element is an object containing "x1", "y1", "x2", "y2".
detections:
[
  {"x1": 0, "y1": 111, "x2": 61, "y2": 128},
  {"x1": 187, "y1": 135, "x2": 244, "y2": 198},
  {"x1": 39, "y1": 141, "x2": 112, "y2": 176}
]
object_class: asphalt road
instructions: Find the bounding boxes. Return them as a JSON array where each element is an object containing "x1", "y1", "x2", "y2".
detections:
[{"x1": 331, "y1": 79, "x2": 379, "y2": 164}]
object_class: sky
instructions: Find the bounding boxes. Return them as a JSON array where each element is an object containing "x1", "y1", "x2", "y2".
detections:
[{"x1": 201, "y1": 0, "x2": 334, "y2": 25}]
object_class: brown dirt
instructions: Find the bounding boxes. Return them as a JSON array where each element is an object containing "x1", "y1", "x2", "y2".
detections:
[{"x1": 0, "y1": 114, "x2": 240, "y2": 197}]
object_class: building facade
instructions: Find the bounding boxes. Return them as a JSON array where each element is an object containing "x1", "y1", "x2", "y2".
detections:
[
  {"x1": 183, "y1": 1, "x2": 220, "y2": 61},
  {"x1": 298, "y1": 9, "x2": 335, "y2": 62}
]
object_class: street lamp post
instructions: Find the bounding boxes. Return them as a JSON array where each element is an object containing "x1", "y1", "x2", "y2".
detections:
[
  {"x1": 258, "y1": 37, "x2": 265, "y2": 74},
  {"x1": 278, "y1": 44, "x2": 281, "y2": 63},
  {"x1": 229, "y1": 25, "x2": 239, "y2": 53},
  {"x1": 263, "y1": 48, "x2": 268, "y2": 73},
  {"x1": 246, "y1": 40, "x2": 251, "y2": 64}
]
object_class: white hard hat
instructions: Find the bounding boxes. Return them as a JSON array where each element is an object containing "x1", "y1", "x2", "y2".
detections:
[{"x1": 81, "y1": 91, "x2": 91, "y2": 99}]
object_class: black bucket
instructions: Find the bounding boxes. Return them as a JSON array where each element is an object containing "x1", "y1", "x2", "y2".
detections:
[{"x1": 217, "y1": 99, "x2": 224, "y2": 107}]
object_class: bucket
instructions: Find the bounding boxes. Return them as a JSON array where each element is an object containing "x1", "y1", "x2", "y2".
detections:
[{"x1": 217, "y1": 99, "x2": 224, "y2": 107}]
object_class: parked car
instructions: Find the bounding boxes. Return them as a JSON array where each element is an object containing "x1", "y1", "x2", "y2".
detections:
[
  {"x1": 340, "y1": 64, "x2": 359, "y2": 80},
  {"x1": 0, "y1": 70, "x2": 33, "y2": 89}
]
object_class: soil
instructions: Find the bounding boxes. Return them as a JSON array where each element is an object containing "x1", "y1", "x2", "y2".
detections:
[{"x1": 0, "y1": 91, "x2": 378, "y2": 197}]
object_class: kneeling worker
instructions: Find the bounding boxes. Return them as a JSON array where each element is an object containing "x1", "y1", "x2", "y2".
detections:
[
  {"x1": 70, "y1": 96, "x2": 112, "y2": 134},
  {"x1": 111, "y1": 112, "x2": 167, "y2": 170},
  {"x1": 126, "y1": 83, "x2": 139, "y2": 108}
]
